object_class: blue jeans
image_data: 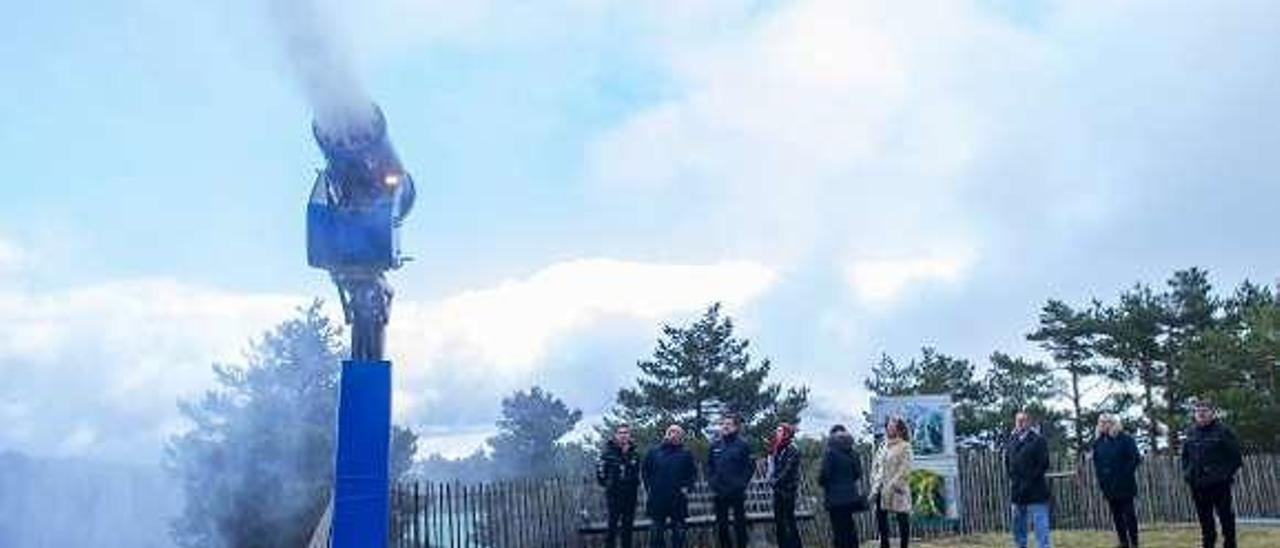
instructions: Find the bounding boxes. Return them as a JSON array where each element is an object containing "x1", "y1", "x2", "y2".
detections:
[{"x1": 1011, "y1": 503, "x2": 1051, "y2": 548}]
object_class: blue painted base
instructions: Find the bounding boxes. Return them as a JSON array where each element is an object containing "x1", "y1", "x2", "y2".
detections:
[{"x1": 332, "y1": 359, "x2": 392, "y2": 548}]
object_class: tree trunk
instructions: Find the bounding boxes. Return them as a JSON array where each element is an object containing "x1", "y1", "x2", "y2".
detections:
[
  {"x1": 1070, "y1": 368, "x2": 1084, "y2": 457},
  {"x1": 1142, "y1": 361, "x2": 1159, "y2": 453},
  {"x1": 693, "y1": 372, "x2": 703, "y2": 439},
  {"x1": 1270, "y1": 349, "x2": 1280, "y2": 452},
  {"x1": 1166, "y1": 358, "x2": 1181, "y2": 452}
]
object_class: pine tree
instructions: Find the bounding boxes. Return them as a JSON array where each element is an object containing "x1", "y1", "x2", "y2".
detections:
[
  {"x1": 864, "y1": 353, "x2": 916, "y2": 396},
  {"x1": 609, "y1": 303, "x2": 808, "y2": 451},
  {"x1": 167, "y1": 302, "x2": 417, "y2": 548},
  {"x1": 1184, "y1": 282, "x2": 1280, "y2": 452},
  {"x1": 1160, "y1": 268, "x2": 1219, "y2": 450},
  {"x1": 863, "y1": 348, "x2": 989, "y2": 447},
  {"x1": 1095, "y1": 284, "x2": 1168, "y2": 451},
  {"x1": 977, "y1": 352, "x2": 1065, "y2": 451},
  {"x1": 488, "y1": 386, "x2": 583, "y2": 479},
  {"x1": 1027, "y1": 299, "x2": 1101, "y2": 455},
  {"x1": 1234, "y1": 290, "x2": 1280, "y2": 452}
]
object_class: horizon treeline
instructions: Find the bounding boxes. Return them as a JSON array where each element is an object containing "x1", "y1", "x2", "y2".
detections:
[{"x1": 867, "y1": 267, "x2": 1280, "y2": 456}]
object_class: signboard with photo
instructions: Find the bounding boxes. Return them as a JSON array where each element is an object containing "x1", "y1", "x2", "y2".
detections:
[{"x1": 870, "y1": 394, "x2": 961, "y2": 521}]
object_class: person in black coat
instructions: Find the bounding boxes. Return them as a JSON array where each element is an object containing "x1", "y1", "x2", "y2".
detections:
[
  {"x1": 597, "y1": 423, "x2": 641, "y2": 548},
  {"x1": 643, "y1": 424, "x2": 698, "y2": 548},
  {"x1": 1091, "y1": 414, "x2": 1141, "y2": 548},
  {"x1": 769, "y1": 423, "x2": 802, "y2": 548},
  {"x1": 819, "y1": 425, "x2": 864, "y2": 548},
  {"x1": 1005, "y1": 411, "x2": 1051, "y2": 548},
  {"x1": 1182, "y1": 400, "x2": 1243, "y2": 548},
  {"x1": 707, "y1": 414, "x2": 754, "y2": 548}
]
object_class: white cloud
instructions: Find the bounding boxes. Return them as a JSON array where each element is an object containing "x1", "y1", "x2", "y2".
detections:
[
  {"x1": 0, "y1": 236, "x2": 24, "y2": 274},
  {"x1": 844, "y1": 249, "x2": 975, "y2": 308},
  {"x1": 57, "y1": 424, "x2": 99, "y2": 455},
  {"x1": 0, "y1": 279, "x2": 305, "y2": 460},
  {"x1": 414, "y1": 427, "x2": 491, "y2": 459},
  {"x1": 0, "y1": 257, "x2": 775, "y2": 462},
  {"x1": 386, "y1": 258, "x2": 776, "y2": 421},
  {"x1": 583, "y1": 0, "x2": 1043, "y2": 277},
  {"x1": 399, "y1": 258, "x2": 773, "y2": 368}
]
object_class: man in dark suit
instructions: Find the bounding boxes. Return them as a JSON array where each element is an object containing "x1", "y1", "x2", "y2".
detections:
[
  {"x1": 643, "y1": 424, "x2": 698, "y2": 548},
  {"x1": 707, "y1": 413, "x2": 754, "y2": 548},
  {"x1": 597, "y1": 423, "x2": 641, "y2": 548}
]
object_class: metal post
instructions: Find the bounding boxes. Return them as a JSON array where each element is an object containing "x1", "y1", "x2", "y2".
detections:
[{"x1": 332, "y1": 359, "x2": 393, "y2": 548}]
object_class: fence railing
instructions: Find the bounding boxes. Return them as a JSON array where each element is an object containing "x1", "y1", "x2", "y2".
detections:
[
  {"x1": 388, "y1": 452, "x2": 1280, "y2": 547},
  {"x1": 391, "y1": 478, "x2": 580, "y2": 548}
]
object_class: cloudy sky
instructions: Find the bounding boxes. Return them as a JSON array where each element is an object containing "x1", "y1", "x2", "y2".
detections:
[{"x1": 2, "y1": 0, "x2": 1278, "y2": 463}]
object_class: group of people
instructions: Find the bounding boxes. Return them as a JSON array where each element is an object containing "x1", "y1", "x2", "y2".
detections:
[
  {"x1": 976, "y1": 400, "x2": 1244, "y2": 548},
  {"x1": 594, "y1": 399, "x2": 1246, "y2": 548},
  {"x1": 594, "y1": 414, "x2": 917, "y2": 548},
  {"x1": 594, "y1": 416, "x2": 804, "y2": 548}
]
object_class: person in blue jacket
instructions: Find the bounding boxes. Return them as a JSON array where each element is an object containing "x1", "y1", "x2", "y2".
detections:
[
  {"x1": 643, "y1": 424, "x2": 698, "y2": 548},
  {"x1": 707, "y1": 413, "x2": 755, "y2": 548},
  {"x1": 1092, "y1": 414, "x2": 1141, "y2": 548}
]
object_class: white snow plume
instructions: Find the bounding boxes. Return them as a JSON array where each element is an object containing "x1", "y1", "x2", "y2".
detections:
[{"x1": 267, "y1": 0, "x2": 377, "y2": 136}]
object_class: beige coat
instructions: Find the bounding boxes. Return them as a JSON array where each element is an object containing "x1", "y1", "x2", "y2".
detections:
[{"x1": 870, "y1": 438, "x2": 913, "y2": 513}]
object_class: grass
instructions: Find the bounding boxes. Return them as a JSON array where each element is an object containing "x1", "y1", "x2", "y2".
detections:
[{"x1": 877, "y1": 523, "x2": 1280, "y2": 547}]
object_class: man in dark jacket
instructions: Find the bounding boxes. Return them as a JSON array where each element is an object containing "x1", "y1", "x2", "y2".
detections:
[
  {"x1": 770, "y1": 423, "x2": 802, "y2": 548},
  {"x1": 1005, "y1": 411, "x2": 1051, "y2": 548},
  {"x1": 1091, "y1": 414, "x2": 1141, "y2": 548},
  {"x1": 1182, "y1": 400, "x2": 1243, "y2": 548},
  {"x1": 707, "y1": 414, "x2": 754, "y2": 548},
  {"x1": 643, "y1": 424, "x2": 698, "y2": 548},
  {"x1": 597, "y1": 423, "x2": 641, "y2": 548},
  {"x1": 819, "y1": 425, "x2": 864, "y2": 548}
]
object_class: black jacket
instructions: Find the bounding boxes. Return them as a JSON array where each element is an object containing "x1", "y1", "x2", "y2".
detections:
[
  {"x1": 1005, "y1": 429, "x2": 1051, "y2": 504},
  {"x1": 1181, "y1": 419, "x2": 1243, "y2": 489},
  {"x1": 769, "y1": 442, "x2": 801, "y2": 500},
  {"x1": 707, "y1": 432, "x2": 754, "y2": 498},
  {"x1": 596, "y1": 439, "x2": 641, "y2": 499},
  {"x1": 642, "y1": 442, "x2": 698, "y2": 514},
  {"x1": 818, "y1": 433, "x2": 863, "y2": 509},
  {"x1": 1091, "y1": 432, "x2": 1141, "y2": 500}
]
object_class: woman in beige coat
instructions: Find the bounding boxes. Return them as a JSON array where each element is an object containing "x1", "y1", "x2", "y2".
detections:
[{"x1": 871, "y1": 416, "x2": 913, "y2": 548}]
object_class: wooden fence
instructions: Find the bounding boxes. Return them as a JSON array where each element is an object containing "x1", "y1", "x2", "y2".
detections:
[{"x1": 389, "y1": 452, "x2": 1280, "y2": 547}]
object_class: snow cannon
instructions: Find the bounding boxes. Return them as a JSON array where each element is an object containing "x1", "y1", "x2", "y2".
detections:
[
  {"x1": 305, "y1": 104, "x2": 415, "y2": 360},
  {"x1": 304, "y1": 104, "x2": 415, "y2": 548},
  {"x1": 307, "y1": 105, "x2": 415, "y2": 273}
]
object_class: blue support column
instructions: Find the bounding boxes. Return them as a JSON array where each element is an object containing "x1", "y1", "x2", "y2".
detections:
[{"x1": 332, "y1": 359, "x2": 392, "y2": 548}]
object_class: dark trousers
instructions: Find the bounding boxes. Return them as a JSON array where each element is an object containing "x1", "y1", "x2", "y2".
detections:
[
  {"x1": 773, "y1": 493, "x2": 802, "y2": 548},
  {"x1": 605, "y1": 491, "x2": 637, "y2": 548},
  {"x1": 648, "y1": 504, "x2": 687, "y2": 548},
  {"x1": 1106, "y1": 496, "x2": 1139, "y2": 547},
  {"x1": 713, "y1": 493, "x2": 749, "y2": 548},
  {"x1": 1192, "y1": 483, "x2": 1236, "y2": 548},
  {"x1": 827, "y1": 504, "x2": 860, "y2": 548},
  {"x1": 876, "y1": 499, "x2": 910, "y2": 548}
]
